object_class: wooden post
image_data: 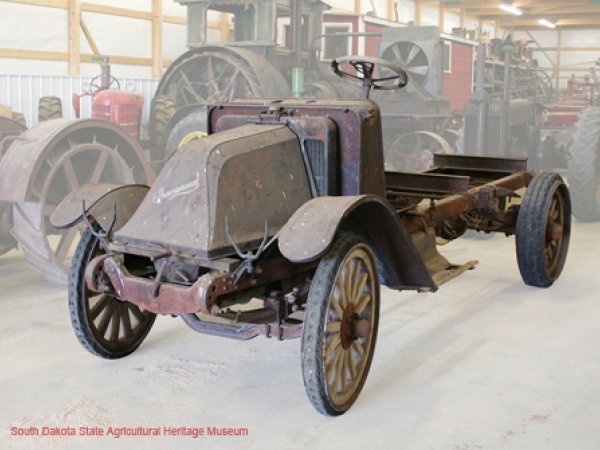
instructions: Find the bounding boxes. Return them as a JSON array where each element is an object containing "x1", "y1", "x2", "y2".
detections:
[
  {"x1": 387, "y1": 0, "x2": 395, "y2": 21},
  {"x1": 220, "y1": 13, "x2": 230, "y2": 42},
  {"x1": 439, "y1": 0, "x2": 445, "y2": 32},
  {"x1": 68, "y1": 0, "x2": 80, "y2": 75},
  {"x1": 151, "y1": 0, "x2": 163, "y2": 78},
  {"x1": 460, "y1": 8, "x2": 465, "y2": 29},
  {"x1": 355, "y1": 0, "x2": 361, "y2": 14},
  {"x1": 80, "y1": 17, "x2": 100, "y2": 55},
  {"x1": 369, "y1": 0, "x2": 378, "y2": 17},
  {"x1": 415, "y1": 0, "x2": 421, "y2": 25}
]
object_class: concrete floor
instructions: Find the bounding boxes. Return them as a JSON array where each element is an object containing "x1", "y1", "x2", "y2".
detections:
[{"x1": 1, "y1": 222, "x2": 599, "y2": 450}]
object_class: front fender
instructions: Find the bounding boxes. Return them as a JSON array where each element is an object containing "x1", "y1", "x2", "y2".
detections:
[
  {"x1": 278, "y1": 195, "x2": 436, "y2": 291},
  {"x1": 50, "y1": 183, "x2": 149, "y2": 233}
]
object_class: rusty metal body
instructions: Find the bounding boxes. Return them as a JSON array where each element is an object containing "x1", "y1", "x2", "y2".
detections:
[{"x1": 53, "y1": 96, "x2": 540, "y2": 341}]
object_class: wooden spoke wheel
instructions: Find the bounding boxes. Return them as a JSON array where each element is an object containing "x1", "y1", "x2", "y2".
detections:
[
  {"x1": 516, "y1": 173, "x2": 571, "y2": 287},
  {"x1": 302, "y1": 234, "x2": 380, "y2": 416},
  {"x1": 69, "y1": 228, "x2": 155, "y2": 359},
  {"x1": 13, "y1": 142, "x2": 134, "y2": 283}
]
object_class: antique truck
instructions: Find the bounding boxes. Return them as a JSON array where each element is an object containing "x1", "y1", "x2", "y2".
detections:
[{"x1": 50, "y1": 57, "x2": 571, "y2": 416}]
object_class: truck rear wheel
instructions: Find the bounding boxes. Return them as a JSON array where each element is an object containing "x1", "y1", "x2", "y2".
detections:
[
  {"x1": 567, "y1": 106, "x2": 600, "y2": 222},
  {"x1": 301, "y1": 234, "x2": 379, "y2": 416},
  {"x1": 516, "y1": 173, "x2": 571, "y2": 287},
  {"x1": 69, "y1": 228, "x2": 156, "y2": 359}
]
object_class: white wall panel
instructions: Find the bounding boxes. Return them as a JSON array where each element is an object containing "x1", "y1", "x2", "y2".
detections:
[
  {"x1": 0, "y1": 3, "x2": 68, "y2": 52},
  {"x1": 421, "y1": 4, "x2": 439, "y2": 26}
]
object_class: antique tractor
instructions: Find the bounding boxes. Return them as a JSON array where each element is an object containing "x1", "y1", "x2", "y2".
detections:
[{"x1": 50, "y1": 56, "x2": 571, "y2": 416}]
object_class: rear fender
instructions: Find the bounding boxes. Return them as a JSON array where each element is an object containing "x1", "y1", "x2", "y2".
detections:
[
  {"x1": 278, "y1": 195, "x2": 436, "y2": 291},
  {"x1": 50, "y1": 183, "x2": 149, "y2": 233}
]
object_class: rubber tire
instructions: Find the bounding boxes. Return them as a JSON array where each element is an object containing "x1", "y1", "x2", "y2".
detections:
[
  {"x1": 301, "y1": 234, "x2": 380, "y2": 416},
  {"x1": 164, "y1": 110, "x2": 208, "y2": 160},
  {"x1": 0, "y1": 203, "x2": 17, "y2": 255},
  {"x1": 69, "y1": 228, "x2": 156, "y2": 359},
  {"x1": 148, "y1": 95, "x2": 176, "y2": 152},
  {"x1": 11, "y1": 112, "x2": 26, "y2": 127},
  {"x1": 516, "y1": 172, "x2": 571, "y2": 287},
  {"x1": 38, "y1": 96, "x2": 63, "y2": 122},
  {"x1": 567, "y1": 106, "x2": 600, "y2": 222}
]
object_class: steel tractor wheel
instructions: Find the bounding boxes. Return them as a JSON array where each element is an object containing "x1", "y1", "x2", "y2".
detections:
[
  {"x1": 302, "y1": 234, "x2": 380, "y2": 416},
  {"x1": 0, "y1": 203, "x2": 16, "y2": 255},
  {"x1": 155, "y1": 46, "x2": 289, "y2": 109},
  {"x1": 0, "y1": 119, "x2": 153, "y2": 283},
  {"x1": 38, "y1": 96, "x2": 63, "y2": 122},
  {"x1": 69, "y1": 228, "x2": 156, "y2": 359},
  {"x1": 0, "y1": 116, "x2": 28, "y2": 255},
  {"x1": 567, "y1": 106, "x2": 600, "y2": 222},
  {"x1": 516, "y1": 173, "x2": 571, "y2": 287}
]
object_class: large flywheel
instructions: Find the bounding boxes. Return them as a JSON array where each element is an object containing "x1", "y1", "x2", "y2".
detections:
[{"x1": 380, "y1": 41, "x2": 430, "y2": 87}]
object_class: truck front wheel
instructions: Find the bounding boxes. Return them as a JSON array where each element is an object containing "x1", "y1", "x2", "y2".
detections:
[{"x1": 301, "y1": 234, "x2": 380, "y2": 416}]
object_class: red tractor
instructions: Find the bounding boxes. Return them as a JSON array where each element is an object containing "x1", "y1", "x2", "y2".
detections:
[{"x1": 72, "y1": 57, "x2": 146, "y2": 140}]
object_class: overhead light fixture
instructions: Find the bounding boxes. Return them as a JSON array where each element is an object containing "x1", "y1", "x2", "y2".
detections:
[
  {"x1": 499, "y1": 3, "x2": 523, "y2": 16},
  {"x1": 538, "y1": 18, "x2": 556, "y2": 29}
]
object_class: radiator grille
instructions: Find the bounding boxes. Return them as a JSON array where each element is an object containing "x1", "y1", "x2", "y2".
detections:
[{"x1": 304, "y1": 139, "x2": 327, "y2": 196}]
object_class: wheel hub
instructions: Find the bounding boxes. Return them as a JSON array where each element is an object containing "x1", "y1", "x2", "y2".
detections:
[{"x1": 340, "y1": 304, "x2": 371, "y2": 349}]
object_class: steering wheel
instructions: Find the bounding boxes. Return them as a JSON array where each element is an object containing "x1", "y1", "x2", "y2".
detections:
[
  {"x1": 331, "y1": 55, "x2": 408, "y2": 97},
  {"x1": 89, "y1": 74, "x2": 121, "y2": 92}
]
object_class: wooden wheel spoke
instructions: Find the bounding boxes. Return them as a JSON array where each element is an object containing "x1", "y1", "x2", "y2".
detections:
[
  {"x1": 331, "y1": 291, "x2": 344, "y2": 319},
  {"x1": 326, "y1": 320, "x2": 341, "y2": 333},
  {"x1": 96, "y1": 301, "x2": 117, "y2": 337},
  {"x1": 325, "y1": 334, "x2": 341, "y2": 357},
  {"x1": 129, "y1": 305, "x2": 146, "y2": 323},
  {"x1": 121, "y1": 305, "x2": 133, "y2": 338},
  {"x1": 343, "y1": 262, "x2": 353, "y2": 308},
  {"x1": 110, "y1": 305, "x2": 121, "y2": 342},
  {"x1": 352, "y1": 340, "x2": 365, "y2": 357},
  {"x1": 89, "y1": 294, "x2": 110, "y2": 321},
  {"x1": 347, "y1": 349, "x2": 357, "y2": 379},
  {"x1": 352, "y1": 272, "x2": 368, "y2": 305},
  {"x1": 356, "y1": 294, "x2": 371, "y2": 315},
  {"x1": 327, "y1": 350, "x2": 342, "y2": 385}
]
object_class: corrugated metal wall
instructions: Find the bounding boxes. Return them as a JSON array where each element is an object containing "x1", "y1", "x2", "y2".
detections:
[{"x1": 0, "y1": 74, "x2": 159, "y2": 134}]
